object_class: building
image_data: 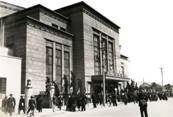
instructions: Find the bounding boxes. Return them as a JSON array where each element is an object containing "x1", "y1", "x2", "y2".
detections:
[
  {"x1": 0, "y1": 47, "x2": 21, "y2": 108},
  {"x1": 0, "y1": 1, "x2": 129, "y2": 96}
]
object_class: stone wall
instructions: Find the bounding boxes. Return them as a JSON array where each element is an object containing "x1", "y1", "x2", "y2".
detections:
[
  {"x1": 26, "y1": 24, "x2": 72, "y2": 95},
  {"x1": 40, "y1": 12, "x2": 67, "y2": 30},
  {"x1": 63, "y1": 10, "x2": 85, "y2": 92},
  {"x1": 83, "y1": 11, "x2": 120, "y2": 79}
]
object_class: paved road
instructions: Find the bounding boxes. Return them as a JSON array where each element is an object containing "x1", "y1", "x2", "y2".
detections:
[{"x1": 1, "y1": 98, "x2": 173, "y2": 117}]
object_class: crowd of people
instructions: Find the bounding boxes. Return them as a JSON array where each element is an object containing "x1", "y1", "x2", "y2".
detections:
[{"x1": 0, "y1": 90, "x2": 169, "y2": 116}]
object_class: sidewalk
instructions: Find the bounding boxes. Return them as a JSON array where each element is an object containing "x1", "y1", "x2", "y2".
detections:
[{"x1": 0, "y1": 102, "x2": 126, "y2": 117}]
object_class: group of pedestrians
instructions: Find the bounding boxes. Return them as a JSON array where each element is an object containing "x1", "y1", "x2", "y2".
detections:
[
  {"x1": 1, "y1": 94, "x2": 16, "y2": 116},
  {"x1": 1, "y1": 94, "x2": 43, "y2": 116},
  {"x1": 18, "y1": 95, "x2": 37, "y2": 116},
  {"x1": 91, "y1": 93, "x2": 118, "y2": 108},
  {"x1": 66, "y1": 93, "x2": 87, "y2": 112}
]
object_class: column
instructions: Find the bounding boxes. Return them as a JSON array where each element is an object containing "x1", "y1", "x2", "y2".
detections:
[
  {"x1": 99, "y1": 33, "x2": 102, "y2": 74},
  {"x1": 53, "y1": 42, "x2": 56, "y2": 81},
  {"x1": 106, "y1": 36, "x2": 109, "y2": 75},
  {"x1": 61, "y1": 45, "x2": 64, "y2": 92},
  {"x1": 0, "y1": 19, "x2": 4, "y2": 46},
  {"x1": 113, "y1": 39, "x2": 116, "y2": 76}
]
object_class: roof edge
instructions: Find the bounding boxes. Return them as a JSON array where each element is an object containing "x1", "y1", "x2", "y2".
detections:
[
  {"x1": 2, "y1": 4, "x2": 69, "y2": 21},
  {"x1": 0, "y1": 1, "x2": 25, "y2": 10},
  {"x1": 56, "y1": 1, "x2": 120, "y2": 29},
  {"x1": 26, "y1": 16, "x2": 73, "y2": 38}
]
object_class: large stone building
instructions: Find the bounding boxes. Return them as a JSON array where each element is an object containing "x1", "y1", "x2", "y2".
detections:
[{"x1": 0, "y1": 1, "x2": 129, "y2": 96}]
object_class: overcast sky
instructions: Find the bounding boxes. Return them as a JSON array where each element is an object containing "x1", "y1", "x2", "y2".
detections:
[{"x1": 3, "y1": 0, "x2": 173, "y2": 85}]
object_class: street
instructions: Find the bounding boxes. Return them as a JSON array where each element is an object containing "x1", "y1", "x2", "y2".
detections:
[{"x1": 1, "y1": 98, "x2": 173, "y2": 117}]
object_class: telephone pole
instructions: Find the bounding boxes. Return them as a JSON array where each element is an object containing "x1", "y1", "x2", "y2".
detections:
[{"x1": 160, "y1": 67, "x2": 164, "y2": 87}]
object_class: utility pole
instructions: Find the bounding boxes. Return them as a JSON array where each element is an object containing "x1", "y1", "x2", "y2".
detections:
[{"x1": 160, "y1": 67, "x2": 164, "y2": 87}]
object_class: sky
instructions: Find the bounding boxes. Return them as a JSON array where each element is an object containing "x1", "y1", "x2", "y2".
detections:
[{"x1": 2, "y1": 0, "x2": 173, "y2": 85}]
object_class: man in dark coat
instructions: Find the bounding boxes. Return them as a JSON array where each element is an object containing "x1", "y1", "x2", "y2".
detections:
[
  {"x1": 7, "y1": 94, "x2": 16, "y2": 116},
  {"x1": 81, "y1": 94, "x2": 87, "y2": 111},
  {"x1": 27, "y1": 96, "x2": 36, "y2": 116},
  {"x1": 111, "y1": 93, "x2": 118, "y2": 106},
  {"x1": 18, "y1": 96, "x2": 25, "y2": 114},
  {"x1": 67, "y1": 94, "x2": 76, "y2": 112},
  {"x1": 91, "y1": 94, "x2": 97, "y2": 108},
  {"x1": 138, "y1": 93, "x2": 148, "y2": 117},
  {"x1": 1, "y1": 96, "x2": 8, "y2": 114},
  {"x1": 36, "y1": 95, "x2": 43, "y2": 112}
]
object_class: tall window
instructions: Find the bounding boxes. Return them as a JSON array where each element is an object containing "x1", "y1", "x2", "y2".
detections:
[
  {"x1": 93, "y1": 29, "x2": 115, "y2": 76},
  {"x1": 55, "y1": 49, "x2": 62, "y2": 85},
  {"x1": 101, "y1": 39, "x2": 107, "y2": 72},
  {"x1": 93, "y1": 35, "x2": 101, "y2": 75},
  {"x1": 108, "y1": 42, "x2": 114, "y2": 75},
  {"x1": 0, "y1": 78, "x2": 6, "y2": 95},
  {"x1": 46, "y1": 47, "x2": 53, "y2": 81},
  {"x1": 64, "y1": 51, "x2": 70, "y2": 79},
  {"x1": 121, "y1": 62, "x2": 125, "y2": 77}
]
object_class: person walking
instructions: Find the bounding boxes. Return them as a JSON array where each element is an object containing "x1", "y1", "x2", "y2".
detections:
[
  {"x1": 27, "y1": 96, "x2": 36, "y2": 116},
  {"x1": 57, "y1": 96, "x2": 62, "y2": 110},
  {"x1": 36, "y1": 95, "x2": 43, "y2": 112},
  {"x1": 138, "y1": 93, "x2": 148, "y2": 117},
  {"x1": 81, "y1": 94, "x2": 87, "y2": 111},
  {"x1": 111, "y1": 93, "x2": 118, "y2": 106},
  {"x1": 18, "y1": 96, "x2": 25, "y2": 114},
  {"x1": 7, "y1": 94, "x2": 16, "y2": 116},
  {"x1": 1, "y1": 96, "x2": 8, "y2": 114},
  {"x1": 91, "y1": 94, "x2": 97, "y2": 108}
]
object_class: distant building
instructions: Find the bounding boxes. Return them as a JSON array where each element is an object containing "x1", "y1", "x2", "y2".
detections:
[{"x1": 0, "y1": 1, "x2": 129, "y2": 96}]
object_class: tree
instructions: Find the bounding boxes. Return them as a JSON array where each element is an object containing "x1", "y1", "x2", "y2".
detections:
[
  {"x1": 63, "y1": 75, "x2": 68, "y2": 95},
  {"x1": 164, "y1": 84, "x2": 172, "y2": 92},
  {"x1": 45, "y1": 77, "x2": 51, "y2": 95},
  {"x1": 150, "y1": 82, "x2": 162, "y2": 92},
  {"x1": 52, "y1": 81, "x2": 59, "y2": 97},
  {"x1": 77, "y1": 79, "x2": 82, "y2": 93},
  {"x1": 71, "y1": 71, "x2": 76, "y2": 94}
]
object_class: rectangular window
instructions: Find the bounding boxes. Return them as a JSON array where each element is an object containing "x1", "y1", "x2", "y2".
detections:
[
  {"x1": 46, "y1": 47, "x2": 53, "y2": 81},
  {"x1": 93, "y1": 29, "x2": 115, "y2": 76},
  {"x1": 93, "y1": 35, "x2": 101, "y2": 75},
  {"x1": 0, "y1": 78, "x2": 6, "y2": 94},
  {"x1": 55, "y1": 49, "x2": 62, "y2": 85},
  {"x1": 101, "y1": 38, "x2": 107, "y2": 72},
  {"x1": 64, "y1": 51, "x2": 70, "y2": 79},
  {"x1": 52, "y1": 23, "x2": 59, "y2": 29},
  {"x1": 60, "y1": 27, "x2": 66, "y2": 31},
  {"x1": 108, "y1": 42, "x2": 114, "y2": 75},
  {"x1": 121, "y1": 62, "x2": 125, "y2": 77}
]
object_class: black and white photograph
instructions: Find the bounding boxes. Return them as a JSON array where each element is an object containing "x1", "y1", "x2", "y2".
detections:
[{"x1": 0, "y1": 0, "x2": 173, "y2": 117}]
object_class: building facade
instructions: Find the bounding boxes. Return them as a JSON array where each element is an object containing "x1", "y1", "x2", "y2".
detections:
[{"x1": 0, "y1": 1, "x2": 129, "y2": 96}]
